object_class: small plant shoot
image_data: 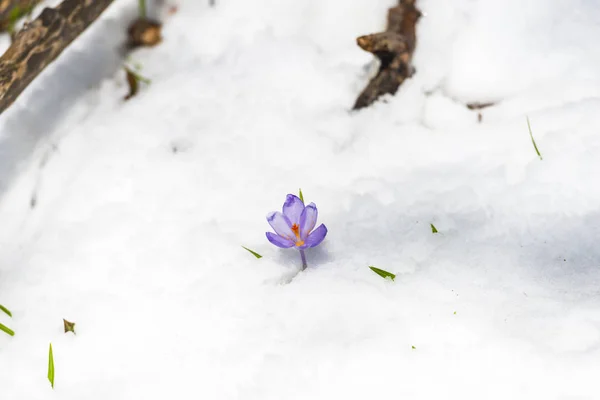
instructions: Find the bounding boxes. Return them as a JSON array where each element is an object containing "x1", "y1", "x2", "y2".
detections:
[
  {"x1": 241, "y1": 246, "x2": 263, "y2": 259},
  {"x1": 298, "y1": 188, "x2": 304, "y2": 203},
  {"x1": 0, "y1": 304, "x2": 12, "y2": 317},
  {"x1": 138, "y1": 0, "x2": 147, "y2": 18},
  {"x1": 526, "y1": 116, "x2": 543, "y2": 160},
  {"x1": 369, "y1": 266, "x2": 396, "y2": 281},
  {"x1": 430, "y1": 223, "x2": 438, "y2": 233},
  {"x1": 0, "y1": 323, "x2": 14, "y2": 336},
  {"x1": 0, "y1": 304, "x2": 14, "y2": 336},
  {"x1": 48, "y1": 343, "x2": 55, "y2": 389}
]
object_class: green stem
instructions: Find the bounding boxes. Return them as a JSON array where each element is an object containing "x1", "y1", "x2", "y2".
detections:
[
  {"x1": 138, "y1": 0, "x2": 147, "y2": 18},
  {"x1": 299, "y1": 249, "x2": 307, "y2": 270}
]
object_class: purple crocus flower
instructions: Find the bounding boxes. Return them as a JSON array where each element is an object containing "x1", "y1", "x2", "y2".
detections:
[{"x1": 266, "y1": 194, "x2": 328, "y2": 270}]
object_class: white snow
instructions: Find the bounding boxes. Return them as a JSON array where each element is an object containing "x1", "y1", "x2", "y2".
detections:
[{"x1": 1, "y1": 0, "x2": 600, "y2": 398}]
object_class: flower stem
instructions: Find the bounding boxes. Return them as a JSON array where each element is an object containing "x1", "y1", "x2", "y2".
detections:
[{"x1": 299, "y1": 249, "x2": 308, "y2": 270}]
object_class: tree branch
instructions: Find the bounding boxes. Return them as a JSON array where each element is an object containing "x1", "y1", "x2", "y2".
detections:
[
  {"x1": 0, "y1": 0, "x2": 115, "y2": 115},
  {"x1": 353, "y1": 0, "x2": 421, "y2": 110}
]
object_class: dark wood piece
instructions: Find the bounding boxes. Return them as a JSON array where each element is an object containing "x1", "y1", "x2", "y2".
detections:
[
  {"x1": 0, "y1": 0, "x2": 115, "y2": 115},
  {"x1": 353, "y1": 0, "x2": 421, "y2": 110},
  {"x1": 127, "y1": 18, "x2": 162, "y2": 49},
  {"x1": 124, "y1": 68, "x2": 138, "y2": 100}
]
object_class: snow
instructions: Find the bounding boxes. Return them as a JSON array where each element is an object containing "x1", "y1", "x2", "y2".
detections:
[{"x1": 1, "y1": 0, "x2": 600, "y2": 398}]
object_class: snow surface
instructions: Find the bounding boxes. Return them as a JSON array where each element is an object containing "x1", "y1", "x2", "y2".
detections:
[{"x1": 2, "y1": 0, "x2": 600, "y2": 398}]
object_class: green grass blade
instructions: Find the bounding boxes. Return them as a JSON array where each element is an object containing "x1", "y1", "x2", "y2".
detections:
[
  {"x1": 242, "y1": 246, "x2": 262, "y2": 259},
  {"x1": 0, "y1": 323, "x2": 14, "y2": 336},
  {"x1": 0, "y1": 304, "x2": 12, "y2": 317},
  {"x1": 138, "y1": 0, "x2": 147, "y2": 18},
  {"x1": 369, "y1": 266, "x2": 396, "y2": 281},
  {"x1": 430, "y1": 223, "x2": 438, "y2": 233},
  {"x1": 298, "y1": 188, "x2": 304, "y2": 203},
  {"x1": 526, "y1": 116, "x2": 543, "y2": 160},
  {"x1": 48, "y1": 343, "x2": 55, "y2": 388}
]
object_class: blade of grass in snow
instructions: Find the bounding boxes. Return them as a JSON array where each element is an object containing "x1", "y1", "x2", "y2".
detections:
[
  {"x1": 430, "y1": 223, "x2": 438, "y2": 233},
  {"x1": 48, "y1": 343, "x2": 55, "y2": 388},
  {"x1": 526, "y1": 116, "x2": 543, "y2": 160},
  {"x1": 138, "y1": 0, "x2": 147, "y2": 18},
  {"x1": 298, "y1": 188, "x2": 304, "y2": 203},
  {"x1": 241, "y1": 246, "x2": 262, "y2": 259},
  {"x1": 0, "y1": 322, "x2": 14, "y2": 336},
  {"x1": 369, "y1": 266, "x2": 396, "y2": 281},
  {"x1": 0, "y1": 304, "x2": 12, "y2": 317}
]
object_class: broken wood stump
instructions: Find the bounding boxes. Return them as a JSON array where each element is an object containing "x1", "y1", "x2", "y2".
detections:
[{"x1": 353, "y1": 0, "x2": 421, "y2": 110}]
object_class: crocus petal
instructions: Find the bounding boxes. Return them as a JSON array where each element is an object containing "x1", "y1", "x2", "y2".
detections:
[
  {"x1": 300, "y1": 224, "x2": 327, "y2": 248},
  {"x1": 299, "y1": 202, "x2": 318, "y2": 240},
  {"x1": 266, "y1": 232, "x2": 295, "y2": 248},
  {"x1": 282, "y1": 194, "x2": 304, "y2": 225},
  {"x1": 267, "y1": 211, "x2": 294, "y2": 240}
]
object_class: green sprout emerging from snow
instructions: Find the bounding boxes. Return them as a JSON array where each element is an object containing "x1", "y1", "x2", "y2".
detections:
[
  {"x1": 241, "y1": 246, "x2": 262, "y2": 259},
  {"x1": 0, "y1": 304, "x2": 14, "y2": 336},
  {"x1": 369, "y1": 266, "x2": 396, "y2": 281},
  {"x1": 0, "y1": 304, "x2": 12, "y2": 317},
  {"x1": 48, "y1": 343, "x2": 55, "y2": 388},
  {"x1": 138, "y1": 0, "x2": 147, "y2": 18},
  {"x1": 526, "y1": 116, "x2": 543, "y2": 160}
]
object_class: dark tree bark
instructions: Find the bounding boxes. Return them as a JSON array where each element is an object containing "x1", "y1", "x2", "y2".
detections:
[
  {"x1": 0, "y1": 0, "x2": 115, "y2": 115},
  {"x1": 353, "y1": 0, "x2": 421, "y2": 110}
]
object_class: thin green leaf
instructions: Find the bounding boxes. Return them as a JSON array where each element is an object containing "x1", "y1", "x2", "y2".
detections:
[
  {"x1": 369, "y1": 266, "x2": 396, "y2": 281},
  {"x1": 526, "y1": 116, "x2": 543, "y2": 160},
  {"x1": 48, "y1": 343, "x2": 55, "y2": 389},
  {"x1": 138, "y1": 0, "x2": 147, "y2": 18},
  {"x1": 411, "y1": 345, "x2": 416, "y2": 350},
  {"x1": 0, "y1": 323, "x2": 14, "y2": 336},
  {"x1": 430, "y1": 223, "x2": 438, "y2": 233},
  {"x1": 0, "y1": 304, "x2": 12, "y2": 317},
  {"x1": 242, "y1": 246, "x2": 262, "y2": 259},
  {"x1": 298, "y1": 188, "x2": 304, "y2": 203}
]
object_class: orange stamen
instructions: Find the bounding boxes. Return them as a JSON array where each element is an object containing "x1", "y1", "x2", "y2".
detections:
[{"x1": 291, "y1": 224, "x2": 304, "y2": 246}]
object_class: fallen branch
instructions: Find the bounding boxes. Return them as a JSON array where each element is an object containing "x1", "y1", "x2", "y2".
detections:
[
  {"x1": 0, "y1": 0, "x2": 116, "y2": 115},
  {"x1": 353, "y1": 0, "x2": 421, "y2": 110}
]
